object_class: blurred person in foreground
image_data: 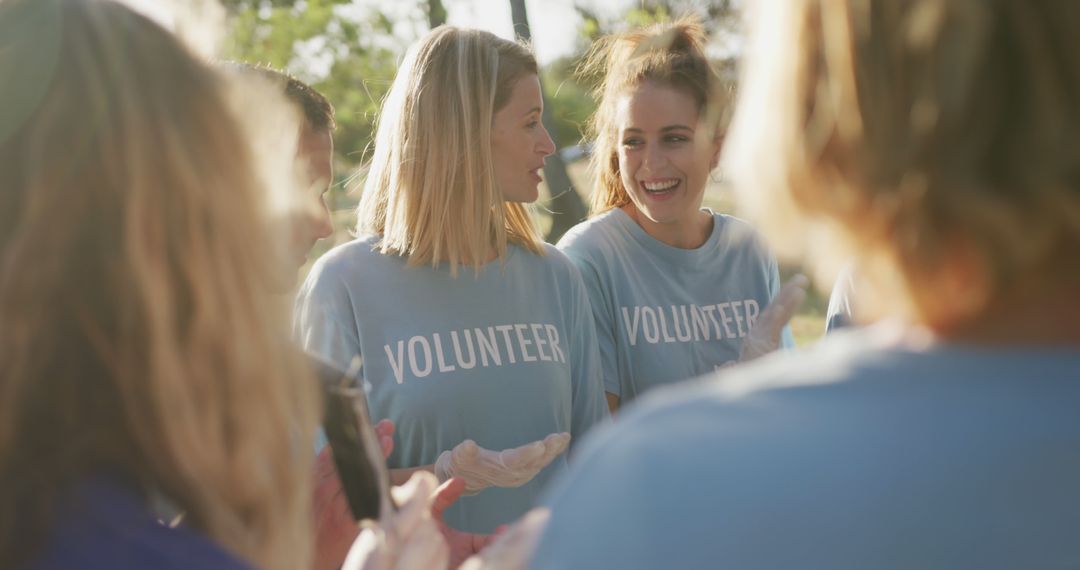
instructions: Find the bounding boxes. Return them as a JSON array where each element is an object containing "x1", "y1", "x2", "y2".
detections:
[
  {"x1": 533, "y1": 1, "x2": 1080, "y2": 568},
  {"x1": 0, "y1": 0, "x2": 323, "y2": 568},
  {"x1": 0, "y1": 2, "x2": 483, "y2": 569}
]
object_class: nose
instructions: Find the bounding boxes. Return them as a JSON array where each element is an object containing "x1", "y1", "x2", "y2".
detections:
[
  {"x1": 537, "y1": 123, "x2": 556, "y2": 157},
  {"x1": 642, "y1": 140, "x2": 667, "y2": 173}
]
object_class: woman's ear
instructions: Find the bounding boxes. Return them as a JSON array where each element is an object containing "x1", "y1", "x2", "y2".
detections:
[{"x1": 709, "y1": 135, "x2": 725, "y2": 171}]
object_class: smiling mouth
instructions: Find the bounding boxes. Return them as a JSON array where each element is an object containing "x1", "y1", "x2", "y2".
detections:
[{"x1": 641, "y1": 178, "x2": 680, "y2": 194}]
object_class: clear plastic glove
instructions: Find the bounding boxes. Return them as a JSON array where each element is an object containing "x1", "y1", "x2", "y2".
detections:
[
  {"x1": 434, "y1": 433, "x2": 571, "y2": 496},
  {"x1": 343, "y1": 471, "x2": 449, "y2": 570},
  {"x1": 459, "y1": 508, "x2": 550, "y2": 570},
  {"x1": 739, "y1": 274, "x2": 809, "y2": 362}
]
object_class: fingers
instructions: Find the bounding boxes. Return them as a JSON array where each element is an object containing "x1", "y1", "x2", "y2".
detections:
[
  {"x1": 455, "y1": 439, "x2": 480, "y2": 462},
  {"x1": 343, "y1": 526, "x2": 389, "y2": 570},
  {"x1": 540, "y1": 432, "x2": 570, "y2": 459},
  {"x1": 394, "y1": 513, "x2": 450, "y2": 570},
  {"x1": 760, "y1": 274, "x2": 808, "y2": 335},
  {"x1": 389, "y1": 471, "x2": 439, "y2": 540},
  {"x1": 459, "y1": 508, "x2": 551, "y2": 570},
  {"x1": 374, "y1": 419, "x2": 395, "y2": 459},
  {"x1": 497, "y1": 439, "x2": 546, "y2": 468},
  {"x1": 431, "y1": 477, "x2": 466, "y2": 522}
]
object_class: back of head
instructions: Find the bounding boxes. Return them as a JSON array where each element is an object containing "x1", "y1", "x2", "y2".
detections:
[
  {"x1": 728, "y1": 0, "x2": 1080, "y2": 327},
  {"x1": 358, "y1": 26, "x2": 543, "y2": 274},
  {"x1": 0, "y1": 1, "x2": 316, "y2": 568},
  {"x1": 582, "y1": 17, "x2": 731, "y2": 215},
  {"x1": 227, "y1": 62, "x2": 336, "y2": 133}
]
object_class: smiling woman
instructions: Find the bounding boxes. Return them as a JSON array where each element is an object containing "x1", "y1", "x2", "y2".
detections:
[{"x1": 555, "y1": 18, "x2": 802, "y2": 411}]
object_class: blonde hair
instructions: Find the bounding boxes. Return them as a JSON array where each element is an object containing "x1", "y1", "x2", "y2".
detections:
[
  {"x1": 728, "y1": 0, "x2": 1080, "y2": 323},
  {"x1": 358, "y1": 26, "x2": 544, "y2": 275},
  {"x1": 580, "y1": 18, "x2": 731, "y2": 215},
  {"x1": 0, "y1": 1, "x2": 317, "y2": 568}
]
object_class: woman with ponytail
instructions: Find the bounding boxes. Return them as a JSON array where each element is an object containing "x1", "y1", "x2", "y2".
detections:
[{"x1": 557, "y1": 18, "x2": 804, "y2": 412}]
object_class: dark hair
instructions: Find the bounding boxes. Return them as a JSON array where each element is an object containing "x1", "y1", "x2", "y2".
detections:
[{"x1": 229, "y1": 63, "x2": 336, "y2": 131}]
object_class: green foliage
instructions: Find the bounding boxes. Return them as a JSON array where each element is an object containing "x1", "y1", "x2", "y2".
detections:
[
  {"x1": 541, "y1": 55, "x2": 595, "y2": 146},
  {"x1": 222, "y1": 0, "x2": 422, "y2": 174},
  {"x1": 574, "y1": 0, "x2": 739, "y2": 44}
]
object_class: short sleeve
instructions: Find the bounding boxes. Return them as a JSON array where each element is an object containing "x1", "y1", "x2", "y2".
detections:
[
  {"x1": 293, "y1": 263, "x2": 363, "y2": 377},
  {"x1": 562, "y1": 262, "x2": 610, "y2": 450}
]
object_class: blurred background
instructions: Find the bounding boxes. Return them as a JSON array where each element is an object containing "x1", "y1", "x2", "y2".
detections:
[{"x1": 221, "y1": 0, "x2": 827, "y2": 345}]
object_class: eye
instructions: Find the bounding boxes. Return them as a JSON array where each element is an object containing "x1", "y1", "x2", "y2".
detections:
[
  {"x1": 663, "y1": 135, "x2": 690, "y2": 144},
  {"x1": 526, "y1": 120, "x2": 540, "y2": 129},
  {"x1": 621, "y1": 138, "x2": 643, "y2": 148}
]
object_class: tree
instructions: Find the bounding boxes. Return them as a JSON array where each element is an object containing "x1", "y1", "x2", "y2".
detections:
[
  {"x1": 220, "y1": 0, "x2": 428, "y2": 215},
  {"x1": 427, "y1": 0, "x2": 447, "y2": 28},
  {"x1": 509, "y1": 0, "x2": 588, "y2": 243}
]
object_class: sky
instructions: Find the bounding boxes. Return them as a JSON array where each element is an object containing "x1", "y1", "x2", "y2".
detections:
[
  {"x1": 381, "y1": 0, "x2": 634, "y2": 65},
  {"x1": 444, "y1": 0, "x2": 584, "y2": 64}
]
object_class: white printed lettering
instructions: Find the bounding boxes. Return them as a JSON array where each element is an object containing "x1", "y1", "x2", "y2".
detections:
[
  {"x1": 384, "y1": 341, "x2": 405, "y2": 384},
  {"x1": 407, "y1": 336, "x2": 432, "y2": 378},
  {"x1": 545, "y1": 324, "x2": 565, "y2": 363},
  {"x1": 450, "y1": 330, "x2": 476, "y2": 369},
  {"x1": 531, "y1": 323, "x2": 550, "y2": 361}
]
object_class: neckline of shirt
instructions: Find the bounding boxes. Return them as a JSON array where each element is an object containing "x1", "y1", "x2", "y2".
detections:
[{"x1": 610, "y1": 207, "x2": 724, "y2": 267}]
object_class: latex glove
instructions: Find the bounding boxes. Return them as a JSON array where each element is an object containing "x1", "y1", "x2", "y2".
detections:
[
  {"x1": 434, "y1": 433, "x2": 571, "y2": 496},
  {"x1": 431, "y1": 477, "x2": 496, "y2": 569},
  {"x1": 739, "y1": 274, "x2": 808, "y2": 362},
  {"x1": 459, "y1": 508, "x2": 550, "y2": 570},
  {"x1": 343, "y1": 471, "x2": 449, "y2": 570}
]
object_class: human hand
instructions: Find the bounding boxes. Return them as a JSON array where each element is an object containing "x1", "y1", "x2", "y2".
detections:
[
  {"x1": 459, "y1": 508, "x2": 550, "y2": 570},
  {"x1": 343, "y1": 472, "x2": 449, "y2": 570},
  {"x1": 434, "y1": 433, "x2": 571, "y2": 496},
  {"x1": 431, "y1": 477, "x2": 496, "y2": 569},
  {"x1": 374, "y1": 419, "x2": 394, "y2": 459},
  {"x1": 739, "y1": 274, "x2": 808, "y2": 362},
  {"x1": 312, "y1": 446, "x2": 361, "y2": 570}
]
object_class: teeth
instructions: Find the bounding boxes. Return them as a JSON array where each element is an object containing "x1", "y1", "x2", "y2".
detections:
[{"x1": 642, "y1": 179, "x2": 678, "y2": 192}]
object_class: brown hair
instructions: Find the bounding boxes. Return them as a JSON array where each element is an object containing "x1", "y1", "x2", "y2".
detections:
[
  {"x1": 0, "y1": 1, "x2": 317, "y2": 568},
  {"x1": 580, "y1": 17, "x2": 731, "y2": 215},
  {"x1": 727, "y1": 0, "x2": 1080, "y2": 323},
  {"x1": 230, "y1": 63, "x2": 336, "y2": 131}
]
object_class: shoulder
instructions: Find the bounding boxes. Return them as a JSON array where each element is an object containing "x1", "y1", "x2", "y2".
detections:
[
  {"x1": 534, "y1": 334, "x2": 898, "y2": 567},
  {"x1": 555, "y1": 210, "x2": 627, "y2": 261},
  {"x1": 31, "y1": 480, "x2": 252, "y2": 570},
  {"x1": 298, "y1": 235, "x2": 396, "y2": 303},
  {"x1": 510, "y1": 242, "x2": 585, "y2": 283},
  {"x1": 711, "y1": 213, "x2": 772, "y2": 256},
  {"x1": 545, "y1": 330, "x2": 904, "y2": 496},
  {"x1": 307, "y1": 234, "x2": 388, "y2": 280}
]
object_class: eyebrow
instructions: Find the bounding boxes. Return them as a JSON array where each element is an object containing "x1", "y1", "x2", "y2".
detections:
[
  {"x1": 522, "y1": 106, "x2": 542, "y2": 117},
  {"x1": 623, "y1": 125, "x2": 694, "y2": 133}
]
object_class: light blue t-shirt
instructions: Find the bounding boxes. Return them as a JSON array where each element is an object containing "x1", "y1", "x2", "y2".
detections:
[
  {"x1": 556, "y1": 208, "x2": 793, "y2": 404},
  {"x1": 294, "y1": 235, "x2": 608, "y2": 533},
  {"x1": 532, "y1": 327, "x2": 1080, "y2": 569}
]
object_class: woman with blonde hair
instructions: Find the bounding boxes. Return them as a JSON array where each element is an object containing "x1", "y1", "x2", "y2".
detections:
[
  {"x1": 295, "y1": 26, "x2": 608, "y2": 534},
  {"x1": 0, "y1": 1, "x2": 326, "y2": 568},
  {"x1": 556, "y1": 18, "x2": 804, "y2": 411},
  {"x1": 534, "y1": 0, "x2": 1080, "y2": 567}
]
